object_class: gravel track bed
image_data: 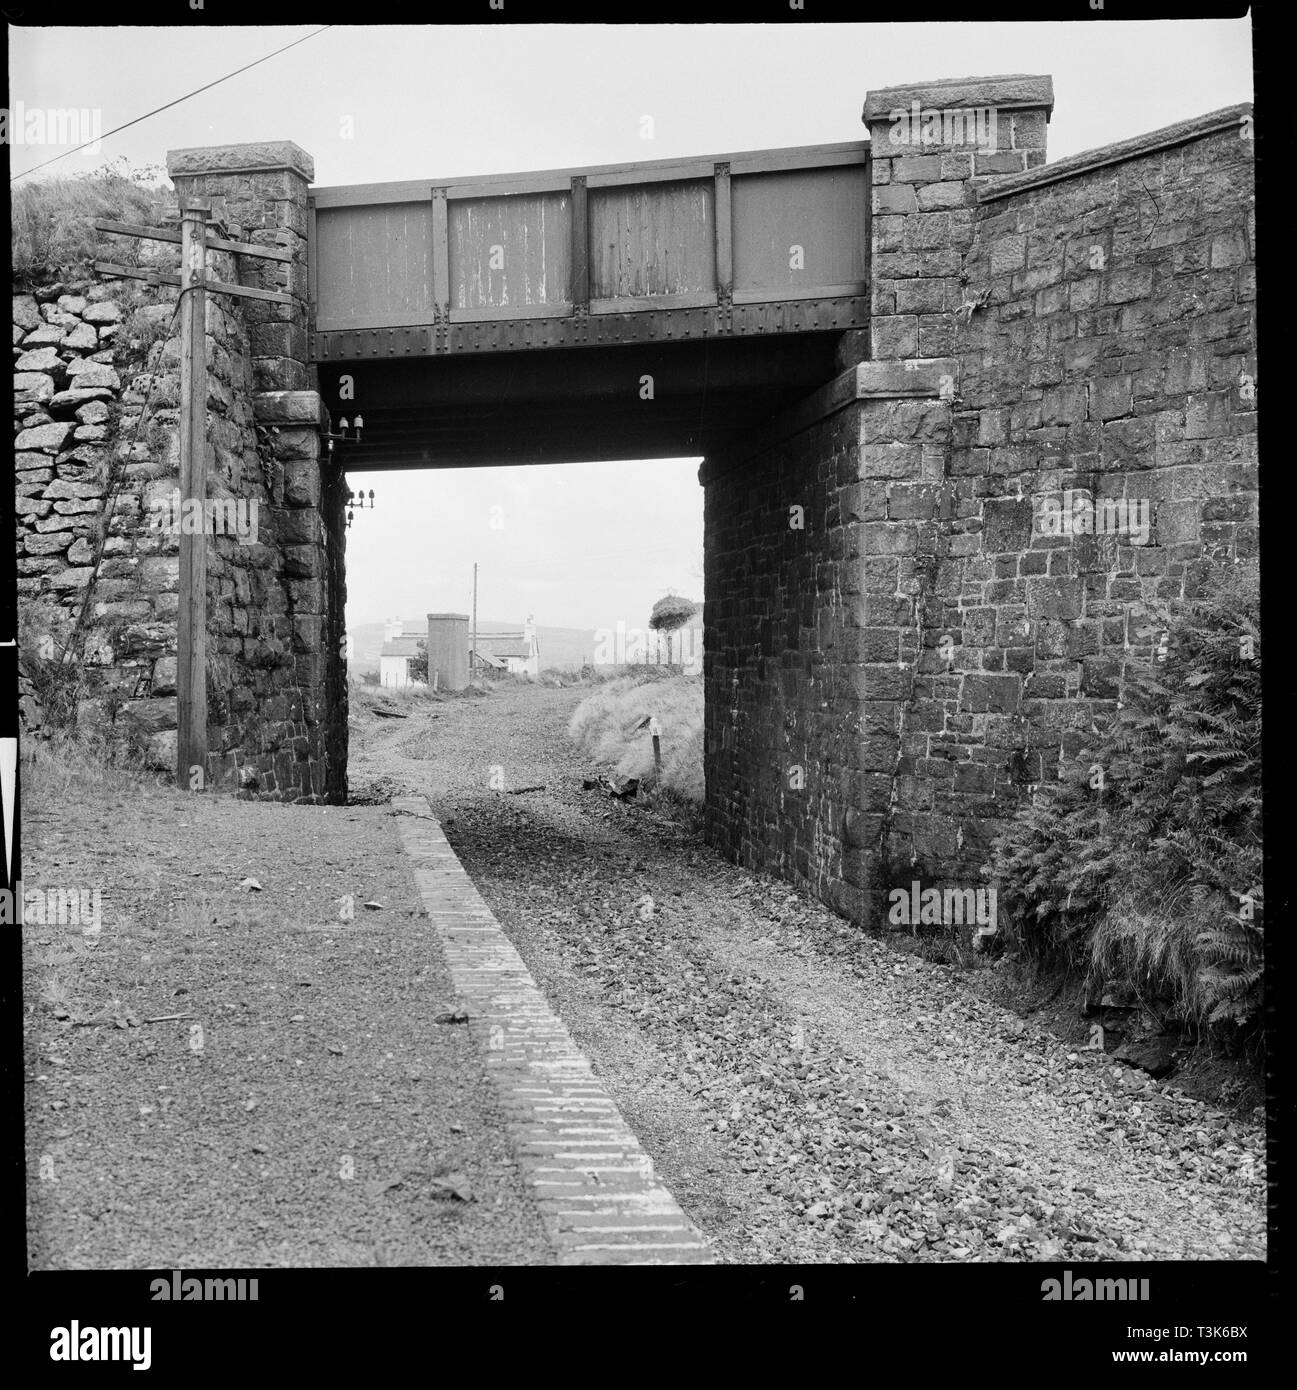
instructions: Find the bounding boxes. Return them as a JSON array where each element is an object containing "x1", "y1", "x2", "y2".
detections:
[{"x1": 356, "y1": 683, "x2": 1267, "y2": 1264}]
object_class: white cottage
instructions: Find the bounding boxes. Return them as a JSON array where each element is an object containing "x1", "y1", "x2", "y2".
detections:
[{"x1": 378, "y1": 618, "x2": 426, "y2": 688}]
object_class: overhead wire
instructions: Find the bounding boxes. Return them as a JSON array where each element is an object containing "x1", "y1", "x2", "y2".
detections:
[{"x1": 10, "y1": 26, "x2": 333, "y2": 182}]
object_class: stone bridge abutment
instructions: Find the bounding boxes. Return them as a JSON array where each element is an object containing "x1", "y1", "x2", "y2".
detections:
[{"x1": 165, "y1": 141, "x2": 347, "y2": 802}]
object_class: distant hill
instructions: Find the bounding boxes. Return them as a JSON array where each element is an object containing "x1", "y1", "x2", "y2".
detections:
[{"x1": 347, "y1": 618, "x2": 598, "y2": 674}]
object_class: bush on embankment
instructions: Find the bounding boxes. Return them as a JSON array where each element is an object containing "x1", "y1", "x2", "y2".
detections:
[
  {"x1": 567, "y1": 671, "x2": 704, "y2": 805},
  {"x1": 986, "y1": 561, "x2": 1262, "y2": 1048}
]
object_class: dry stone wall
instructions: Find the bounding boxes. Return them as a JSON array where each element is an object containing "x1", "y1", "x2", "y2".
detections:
[{"x1": 14, "y1": 275, "x2": 178, "y2": 757}]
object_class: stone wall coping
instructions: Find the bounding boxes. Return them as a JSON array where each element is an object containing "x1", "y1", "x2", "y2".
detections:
[
  {"x1": 854, "y1": 359, "x2": 958, "y2": 399},
  {"x1": 775, "y1": 358, "x2": 957, "y2": 437},
  {"x1": 700, "y1": 358, "x2": 957, "y2": 483},
  {"x1": 254, "y1": 389, "x2": 325, "y2": 426},
  {"x1": 167, "y1": 141, "x2": 315, "y2": 182},
  {"x1": 864, "y1": 74, "x2": 1054, "y2": 123},
  {"x1": 976, "y1": 103, "x2": 1252, "y2": 203}
]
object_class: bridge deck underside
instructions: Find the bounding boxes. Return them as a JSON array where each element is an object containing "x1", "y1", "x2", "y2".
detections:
[{"x1": 314, "y1": 334, "x2": 845, "y2": 469}]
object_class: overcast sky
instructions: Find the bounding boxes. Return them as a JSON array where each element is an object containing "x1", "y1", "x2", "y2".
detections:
[{"x1": 10, "y1": 21, "x2": 1254, "y2": 629}]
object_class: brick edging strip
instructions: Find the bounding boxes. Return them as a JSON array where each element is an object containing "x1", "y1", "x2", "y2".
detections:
[{"x1": 393, "y1": 796, "x2": 713, "y2": 1265}]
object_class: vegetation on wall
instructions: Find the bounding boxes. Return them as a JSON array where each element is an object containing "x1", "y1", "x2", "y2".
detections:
[
  {"x1": 18, "y1": 600, "x2": 80, "y2": 728},
  {"x1": 12, "y1": 157, "x2": 171, "y2": 285},
  {"x1": 986, "y1": 561, "x2": 1262, "y2": 1043}
]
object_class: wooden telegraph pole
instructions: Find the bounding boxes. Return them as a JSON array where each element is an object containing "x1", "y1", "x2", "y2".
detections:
[
  {"x1": 93, "y1": 206, "x2": 296, "y2": 791},
  {"x1": 177, "y1": 201, "x2": 209, "y2": 790}
]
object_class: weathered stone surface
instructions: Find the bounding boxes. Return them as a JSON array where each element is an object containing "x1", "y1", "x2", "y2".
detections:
[
  {"x1": 982, "y1": 499, "x2": 1036, "y2": 552},
  {"x1": 144, "y1": 730, "x2": 178, "y2": 770},
  {"x1": 151, "y1": 656, "x2": 178, "y2": 695},
  {"x1": 121, "y1": 697, "x2": 178, "y2": 734},
  {"x1": 15, "y1": 346, "x2": 65, "y2": 374},
  {"x1": 56, "y1": 294, "x2": 89, "y2": 315},
  {"x1": 45, "y1": 566, "x2": 94, "y2": 590},
  {"x1": 863, "y1": 73, "x2": 1055, "y2": 123},
  {"x1": 167, "y1": 140, "x2": 314, "y2": 182},
  {"x1": 25, "y1": 530, "x2": 74, "y2": 555},
  {"x1": 277, "y1": 509, "x2": 322, "y2": 546},
  {"x1": 253, "y1": 390, "x2": 323, "y2": 426},
  {"x1": 63, "y1": 359, "x2": 121, "y2": 390},
  {"x1": 265, "y1": 426, "x2": 319, "y2": 461},
  {"x1": 15, "y1": 420, "x2": 74, "y2": 452},
  {"x1": 120, "y1": 622, "x2": 173, "y2": 655},
  {"x1": 23, "y1": 323, "x2": 68, "y2": 347},
  {"x1": 62, "y1": 321, "x2": 100, "y2": 352},
  {"x1": 49, "y1": 387, "x2": 114, "y2": 413},
  {"x1": 45, "y1": 478, "x2": 104, "y2": 500},
  {"x1": 283, "y1": 544, "x2": 322, "y2": 578},
  {"x1": 75, "y1": 399, "x2": 111, "y2": 425},
  {"x1": 92, "y1": 600, "x2": 151, "y2": 621},
  {"x1": 14, "y1": 372, "x2": 55, "y2": 403},
  {"x1": 857, "y1": 358, "x2": 958, "y2": 399},
  {"x1": 281, "y1": 458, "x2": 320, "y2": 507},
  {"x1": 56, "y1": 444, "x2": 105, "y2": 469},
  {"x1": 13, "y1": 295, "x2": 41, "y2": 331},
  {"x1": 140, "y1": 557, "x2": 180, "y2": 590},
  {"x1": 35, "y1": 510, "x2": 90, "y2": 532},
  {"x1": 81, "y1": 301, "x2": 123, "y2": 324}
]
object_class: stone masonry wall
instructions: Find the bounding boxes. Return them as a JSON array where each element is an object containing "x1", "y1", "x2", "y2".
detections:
[
  {"x1": 14, "y1": 272, "x2": 179, "y2": 760},
  {"x1": 200, "y1": 270, "x2": 330, "y2": 802},
  {"x1": 887, "y1": 111, "x2": 1257, "y2": 894},
  {"x1": 166, "y1": 141, "x2": 343, "y2": 801},
  {"x1": 705, "y1": 78, "x2": 1255, "y2": 930},
  {"x1": 702, "y1": 405, "x2": 869, "y2": 922},
  {"x1": 702, "y1": 361, "x2": 956, "y2": 927}
]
